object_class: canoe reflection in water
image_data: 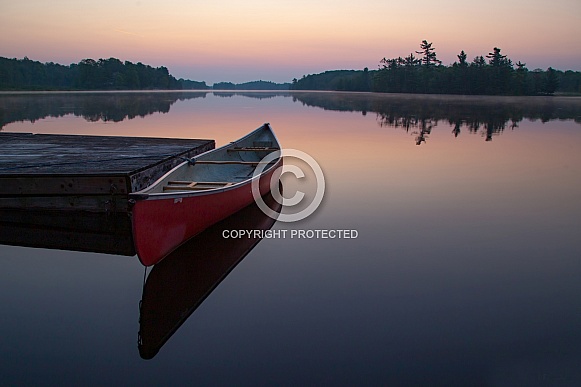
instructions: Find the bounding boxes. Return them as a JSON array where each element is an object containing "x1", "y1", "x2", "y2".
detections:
[{"x1": 137, "y1": 187, "x2": 282, "y2": 359}]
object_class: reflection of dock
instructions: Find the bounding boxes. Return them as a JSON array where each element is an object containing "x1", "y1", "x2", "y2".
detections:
[
  {"x1": 0, "y1": 208, "x2": 135, "y2": 255},
  {"x1": 0, "y1": 133, "x2": 214, "y2": 212}
]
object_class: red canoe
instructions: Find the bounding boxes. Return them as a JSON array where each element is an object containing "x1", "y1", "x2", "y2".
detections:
[
  {"x1": 138, "y1": 189, "x2": 282, "y2": 359},
  {"x1": 129, "y1": 123, "x2": 282, "y2": 266}
]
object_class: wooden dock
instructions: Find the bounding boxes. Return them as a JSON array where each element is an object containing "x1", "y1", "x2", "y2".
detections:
[{"x1": 0, "y1": 133, "x2": 215, "y2": 212}]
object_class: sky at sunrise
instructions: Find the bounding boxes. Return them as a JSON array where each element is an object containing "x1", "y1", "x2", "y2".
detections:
[{"x1": 1, "y1": 0, "x2": 580, "y2": 84}]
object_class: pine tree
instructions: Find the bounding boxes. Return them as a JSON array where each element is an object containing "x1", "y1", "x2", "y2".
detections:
[
  {"x1": 457, "y1": 50, "x2": 468, "y2": 67},
  {"x1": 544, "y1": 67, "x2": 559, "y2": 95},
  {"x1": 486, "y1": 47, "x2": 507, "y2": 67},
  {"x1": 416, "y1": 40, "x2": 442, "y2": 67}
]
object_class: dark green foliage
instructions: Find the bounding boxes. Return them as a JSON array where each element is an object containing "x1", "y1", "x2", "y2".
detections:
[
  {"x1": 416, "y1": 40, "x2": 442, "y2": 67},
  {"x1": 179, "y1": 79, "x2": 210, "y2": 89},
  {"x1": 212, "y1": 82, "x2": 236, "y2": 90},
  {"x1": 291, "y1": 41, "x2": 581, "y2": 96},
  {"x1": 484, "y1": 47, "x2": 513, "y2": 94},
  {"x1": 558, "y1": 70, "x2": 581, "y2": 93},
  {"x1": 544, "y1": 67, "x2": 559, "y2": 95},
  {"x1": 0, "y1": 57, "x2": 184, "y2": 90},
  {"x1": 290, "y1": 69, "x2": 371, "y2": 92},
  {"x1": 457, "y1": 51, "x2": 468, "y2": 67},
  {"x1": 486, "y1": 47, "x2": 508, "y2": 67},
  {"x1": 0, "y1": 57, "x2": 76, "y2": 90},
  {"x1": 371, "y1": 43, "x2": 572, "y2": 96},
  {"x1": 214, "y1": 80, "x2": 290, "y2": 90}
]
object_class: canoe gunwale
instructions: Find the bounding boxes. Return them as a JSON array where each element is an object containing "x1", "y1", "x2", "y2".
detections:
[
  {"x1": 128, "y1": 123, "x2": 281, "y2": 201},
  {"x1": 128, "y1": 163, "x2": 278, "y2": 201}
]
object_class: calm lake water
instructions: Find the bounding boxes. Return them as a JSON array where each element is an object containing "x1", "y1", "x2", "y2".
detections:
[{"x1": 1, "y1": 91, "x2": 581, "y2": 386}]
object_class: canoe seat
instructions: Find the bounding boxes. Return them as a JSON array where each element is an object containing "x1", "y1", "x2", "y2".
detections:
[
  {"x1": 227, "y1": 147, "x2": 280, "y2": 152},
  {"x1": 163, "y1": 181, "x2": 233, "y2": 191},
  {"x1": 194, "y1": 160, "x2": 269, "y2": 165},
  {"x1": 253, "y1": 141, "x2": 273, "y2": 148}
]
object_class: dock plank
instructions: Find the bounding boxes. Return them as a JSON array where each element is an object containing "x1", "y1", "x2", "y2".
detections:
[
  {"x1": 0, "y1": 133, "x2": 215, "y2": 211},
  {"x1": 0, "y1": 133, "x2": 213, "y2": 175}
]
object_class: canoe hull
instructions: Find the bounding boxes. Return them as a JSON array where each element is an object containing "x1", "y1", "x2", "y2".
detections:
[
  {"x1": 131, "y1": 158, "x2": 281, "y2": 266},
  {"x1": 138, "y1": 189, "x2": 282, "y2": 359}
]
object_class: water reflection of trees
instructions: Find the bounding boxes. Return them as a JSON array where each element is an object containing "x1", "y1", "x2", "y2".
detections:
[
  {"x1": 3, "y1": 91, "x2": 580, "y2": 145},
  {"x1": 0, "y1": 92, "x2": 208, "y2": 129},
  {"x1": 0, "y1": 91, "x2": 292, "y2": 130},
  {"x1": 291, "y1": 92, "x2": 581, "y2": 144},
  {"x1": 213, "y1": 91, "x2": 291, "y2": 99}
]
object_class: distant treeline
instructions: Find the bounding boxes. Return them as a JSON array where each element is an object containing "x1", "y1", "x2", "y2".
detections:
[
  {"x1": 291, "y1": 41, "x2": 581, "y2": 96},
  {"x1": 213, "y1": 80, "x2": 290, "y2": 90},
  {"x1": 290, "y1": 70, "x2": 372, "y2": 92},
  {"x1": 0, "y1": 57, "x2": 211, "y2": 90},
  {"x1": 180, "y1": 79, "x2": 210, "y2": 90},
  {"x1": 0, "y1": 57, "x2": 290, "y2": 91}
]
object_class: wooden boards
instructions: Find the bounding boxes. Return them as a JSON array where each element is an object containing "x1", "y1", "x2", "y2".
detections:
[{"x1": 0, "y1": 133, "x2": 215, "y2": 212}]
